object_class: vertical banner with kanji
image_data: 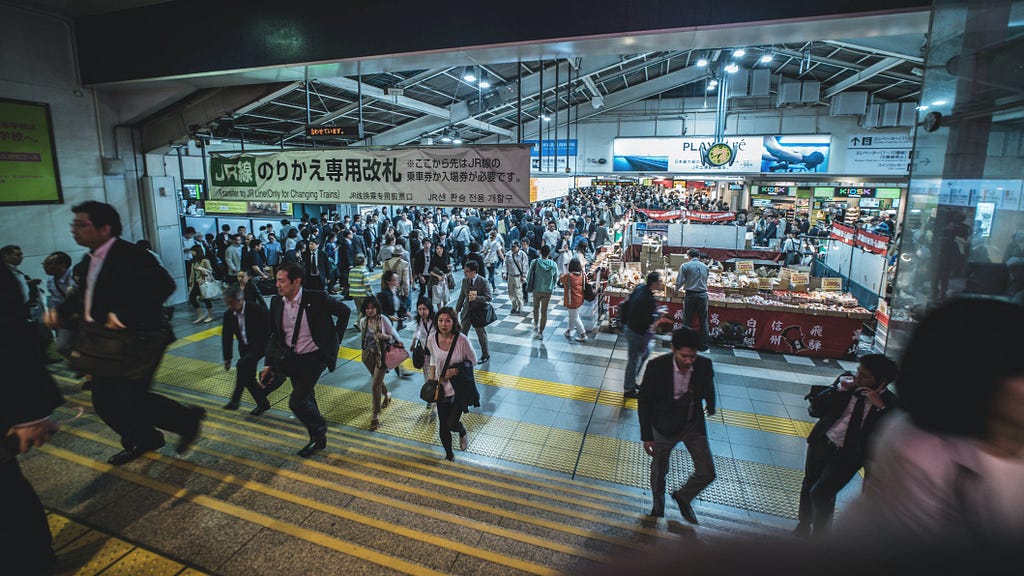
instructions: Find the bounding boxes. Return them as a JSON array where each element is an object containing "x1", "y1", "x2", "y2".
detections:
[{"x1": 208, "y1": 145, "x2": 531, "y2": 208}]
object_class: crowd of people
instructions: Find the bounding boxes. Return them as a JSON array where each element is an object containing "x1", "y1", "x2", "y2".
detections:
[{"x1": 4, "y1": 188, "x2": 1021, "y2": 572}]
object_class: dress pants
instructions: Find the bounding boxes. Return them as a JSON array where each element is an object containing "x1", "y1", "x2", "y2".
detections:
[
  {"x1": 91, "y1": 374, "x2": 194, "y2": 450},
  {"x1": 0, "y1": 458, "x2": 54, "y2": 573},
  {"x1": 623, "y1": 327, "x2": 650, "y2": 394},
  {"x1": 650, "y1": 422, "x2": 717, "y2": 509},
  {"x1": 230, "y1": 346, "x2": 268, "y2": 406},
  {"x1": 682, "y1": 292, "x2": 710, "y2": 351},
  {"x1": 282, "y1": 352, "x2": 328, "y2": 439},
  {"x1": 797, "y1": 438, "x2": 861, "y2": 536},
  {"x1": 460, "y1": 312, "x2": 489, "y2": 357}
]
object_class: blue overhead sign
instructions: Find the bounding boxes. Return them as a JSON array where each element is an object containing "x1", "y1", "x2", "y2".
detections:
[{"x1": 524, "y1": 139, "x2": 578, "y2": 157}]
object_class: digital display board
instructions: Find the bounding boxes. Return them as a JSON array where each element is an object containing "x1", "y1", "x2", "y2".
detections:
[{"x1": 0, "y1": 98, "x2": 63, "y2": 206}]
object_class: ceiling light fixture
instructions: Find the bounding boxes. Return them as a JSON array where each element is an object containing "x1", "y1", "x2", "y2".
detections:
[
  {"x1": 725, "y1": 63, "x2": 739, "y2": 74},
  {"x1": 760, "y1": 53, "x2": 774, "y2": 63},
  {"x1": 931, "y1": 99, "x2": 947, "y2": 106},
  {"x1": 733, "y1": 49, "x2": 746, "y2": 58},
  {"x1": 478, "y1": 79, "x2": 491, "y2": 89},
  {"x1": 462, "y1": 69, "x2": 476, "y2": 83},
  {"x1": 696, "y1": 58, "x2": 709, "y2": 67}
]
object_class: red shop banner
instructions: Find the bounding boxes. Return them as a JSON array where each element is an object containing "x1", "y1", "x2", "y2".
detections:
[
  {"x1": 829, "y1": 222, "x2": 856, "y2": 245},
  {"x1": 856, "y1": 229, "x2": 889, "y2": 254},
  {"x1": 608, "y1": 296, "x2": 861, "y2": 359},
  {"x1": 636, "y1": 209, "x2": 736, "y2": 222}
]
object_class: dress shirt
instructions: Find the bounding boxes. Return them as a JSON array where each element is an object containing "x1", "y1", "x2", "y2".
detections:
[
  {"x1": 673, "y1": 360, "x2": 693, "y2": 400},
  {"x1": 281, "y1": 288, "x2": 318, "y2": 354},
  {"x1": 47, "y1": 267, "x2": 74, "y2": 307},
  {"x1": 826, "y1": 392, "x2": 873, "y2": 447},
  {"x1": 85, "y1": 236, "x2": 117, "y2": 322},
  {"x1": 675, "y1": 259, "x2": 709, "y2": 293},
  {"x1": 235, "y1": 301, "x2": 248, "y2": 346}
]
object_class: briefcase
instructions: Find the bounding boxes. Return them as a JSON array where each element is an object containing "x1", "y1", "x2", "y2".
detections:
[{"x1": 68, "y1": 322, "x2": 171, "y2": 381}]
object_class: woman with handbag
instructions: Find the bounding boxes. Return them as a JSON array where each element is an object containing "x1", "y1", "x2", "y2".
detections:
[
  {"x1": 424, "y1": 307, "x2": 479, "y2": 461},
  {"x1": 188, "y1": 245, "x2": 217, "y2": 323},
  {"x1": 411, "y1": 298, "x2": 437, "y2": 417},
  {"x1": 559, "y1": 258, "x2": 588, "y2": 342},
  {"x1": 359, "y1": 296, "x2": 407, "y2": 431}
]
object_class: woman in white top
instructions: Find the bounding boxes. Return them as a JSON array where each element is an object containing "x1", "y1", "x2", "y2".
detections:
[
  {"x1": 482, "y1": 229, "x2": 505, "y2": 292},
  {"x1": 425, "y1": 306, "x2": 479, "y2": 461},
  {"x1": 188, "y1": 244, "x2": 215, "y2": 323},
  {"x1": 840, "y1": 299, "x2": 1024, "y2": 543},
  {"x1": 412, "y1": 298, "x2": 438, "y2": 416},
  {"x1": 359, "y1": 296, "x2": 405, "y2": 431}
]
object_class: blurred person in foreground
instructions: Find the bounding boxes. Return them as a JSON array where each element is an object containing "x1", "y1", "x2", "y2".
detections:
[{"x1": 839, "y1": 299, "x2": 1024, "y2": 542}]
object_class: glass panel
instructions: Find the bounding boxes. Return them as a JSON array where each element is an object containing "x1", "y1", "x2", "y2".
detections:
[{"x1": 887, "y1": 0, "x2": 1024, "y2": 355}]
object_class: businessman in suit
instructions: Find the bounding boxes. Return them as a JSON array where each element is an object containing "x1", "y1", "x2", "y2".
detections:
[
  {"x1": 52, "y1": 201, "x2": 205, "y2": 466},
  {"x1": 638, "y1": 327, "x2": 717, "y2": 524},
  {"x1": 795, "y1": 354, "x2": 898, "y2": 538},
  {"x1": 222, "y1": 284, "x2": 272, "y2": 415},
  {"x1": 2, "y1": 263, "x2": 64, "y2": 573},
  {"x1": 260, "y1": 262, "x2": 351, "y2": 457},
  {"x1": 455, "y1": 260, "x2": 492, "y2": 363}
]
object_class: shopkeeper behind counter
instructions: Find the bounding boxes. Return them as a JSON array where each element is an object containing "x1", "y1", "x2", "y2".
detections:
[{"x1": 675, "y1": 249, "x2": 710, "y2": 351}]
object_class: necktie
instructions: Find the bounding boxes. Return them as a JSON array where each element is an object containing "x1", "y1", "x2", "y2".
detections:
[
  {"x1": 843, "y1": 394, "x2": 867, "y2": 453},
  {"x1": 311, "y1": 257, "x2": 318, "y2": 276}
]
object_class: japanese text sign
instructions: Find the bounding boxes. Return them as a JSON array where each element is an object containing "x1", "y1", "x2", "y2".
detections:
[{"x1": 208, "y1": 145, "x2": 531, "y2": 208}]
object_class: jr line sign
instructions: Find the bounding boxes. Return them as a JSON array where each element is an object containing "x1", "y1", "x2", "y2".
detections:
[{"x1": 209, "y1": 145, "x2": 531, "y2": 208}]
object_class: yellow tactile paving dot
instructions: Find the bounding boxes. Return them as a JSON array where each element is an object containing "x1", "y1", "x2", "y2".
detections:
[
  {"x1": 48, "y1": 513, "x2": 91, "y2": 550},
  {"x1": 52, "y1": 530, "x2": 135, "y2": 576},
  {"x1": 96, "y1": 548, "x2": 185, "y2": 576}
]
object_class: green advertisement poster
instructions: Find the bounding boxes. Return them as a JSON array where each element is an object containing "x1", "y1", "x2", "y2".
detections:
[{"x1": 0, "y1": 98, "x2": 63, "y2": 205}]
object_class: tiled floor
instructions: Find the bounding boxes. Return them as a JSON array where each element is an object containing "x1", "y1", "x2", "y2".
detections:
[{"x1": 158, "y1": 270, "x2": 869, "y2": 523}]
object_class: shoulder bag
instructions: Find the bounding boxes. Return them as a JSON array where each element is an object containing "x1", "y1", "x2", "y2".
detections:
[
  {"x1": 583, "y1": 278, "x2": 597, "y2": 302},
  {"x1": 69, "y1": 321, "x2": 173, "y2": 381},
  {"x1": 199, "y1": 279, "x2": 222, "y2": 300},
  {"x1": 384, "y1": 321, "x2": 410, "y2": 370},
  {"x1": 419, "y1": 332, "x2": 457, "y2": 403}
]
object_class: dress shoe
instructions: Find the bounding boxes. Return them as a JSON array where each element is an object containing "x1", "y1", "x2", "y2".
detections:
[
  {"x1": 222, "y1": 401, "x2": 240, "y2": 411},
  {"x1": 176, "y1": 406, "x2": 206, "y2": 454},
  {"x1": 479, "y1": 354, "x2": 490, "y2": 363},
  {"x1": 623, "y1": 390, "x2": 639, "y2": 399},
  {"x1": 672, "y1": 492, "x2": 699, "y2": 525},
  {"x1": 459, "y1": 433, "x2": 468, "y2": 451},
  {"x1": 297, "y1": 436, "x2": 327, "y2": 458},
  {"x1": 369, "y1": 418, "x2": 380, "y2": 431},
  {"x1": 250, "y1": 403, "x2": 271, "y2": 416},
  {"x1": 107, "y1": 439, "x2": 165, "y2": 466}
]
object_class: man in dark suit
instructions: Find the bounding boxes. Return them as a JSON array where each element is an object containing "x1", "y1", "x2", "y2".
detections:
[
  {"x1": 795, "y1": 354, "x2": 898, "y2": 538},
  {"x1": 260, "y1": 262, "x2": 350, "y2": 457},
  {"x1": 376, "y1": 270, "x2": 408, "y2": 330},
  {"x1": 2, "y1": 263, "x2": 64, "y2": 573},
  {"x1": 638, "y1": 327, "x2": 717, "y2": 524},
  {"x1": 53, "y1": 201, "x2": 205, "y2": 466},
  {"x1": 221, "y1": 284, "x2": 272, "y2": 415},
  {"x1": 303, "y1": 238, "x2": 329, "y2": 292},
  {"x1": 412, "y1": 237, "x2": 434, "y2": 296},
  {"x1": 336, "y1": 230, "x2": 354, "y2": 296},
  {"x1": 455, "y1": 260, "x2": 492, "y2": 363},
  {"x1": 363, "y1": 219, "x2": 379, "y2": 271}
]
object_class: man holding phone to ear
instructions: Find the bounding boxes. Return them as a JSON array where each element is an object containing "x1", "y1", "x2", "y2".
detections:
[{"x1": 795, "y1": 354, "x2": 898, "y2": 538}]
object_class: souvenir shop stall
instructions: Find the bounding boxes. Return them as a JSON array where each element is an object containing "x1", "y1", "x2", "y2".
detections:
[
  {"x1": 622, "y1": 217, "x2": 782, "y2": 263},
  {"x1": 602, "y1": 237, "x2": 872, "y2": 359}
]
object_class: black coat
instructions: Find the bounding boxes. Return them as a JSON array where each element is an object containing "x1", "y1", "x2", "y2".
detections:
[
  {"x1": 60, "y1": 238, "x2": 175, "y2": 332},
  {"x1": 222, "y1": 300, "x2": 270, "y2": 361},
  {"x1": 637, "y1": 354, "x2": 716, "y2": 441},
  {"x1": 376, "y1": 289, "x2": 405, "y2": 318},
  {"x1": 266, "y1": 289, "x2": 350, "y2": 372},
  {"x1": 806, "y1": 382, "x2": 897, "y2": 464}
]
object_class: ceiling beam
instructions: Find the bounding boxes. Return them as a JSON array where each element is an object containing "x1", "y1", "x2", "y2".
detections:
[
  {"x1": 823, "y1": 40, "x2": 924, "y2": 64},
  {"x1": 318, "y1": 76, "x2": 514, "y2": 140},
  {"x1": 232, "y1": 81, "x2": 304, "y2": 116},
  {"x1": 773, "y1": 48, "x2": 919, "y2": 84},
  {"x1": 824, "y1": 57, "x2": 902, "y2": 98}
]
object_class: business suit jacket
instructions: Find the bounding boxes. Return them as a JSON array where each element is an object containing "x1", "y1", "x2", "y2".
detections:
[
  {"x1": 222, "y1": 301, "x2": 270, "y2": 362},
  {"x1": 1, "y1": 265, "x2": 63, "y2": 431},
  {"x1": 376, "y1": 289, "x2": 405, "y2": 318},
  {"x1": 638, "y1": 354, "x2": 716, "y2": 441},
  {"x1": 455, "y1": 273, "x2": 492, "y2": 313},
  {"x1": 806, "y1": 383, "x2": 897, "y2": 464},
  {"x1": 59, "y1": 238, "x2": 175, "y2": 332},
  {"x1": 266, "y1": 289, "x2": 350, "y2": 372}
]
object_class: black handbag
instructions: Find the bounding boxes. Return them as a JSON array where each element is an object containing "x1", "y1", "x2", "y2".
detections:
[
  {"x1": 68, "y1": 322, "x2": 172, "y2": 381},
  {"x1": 583, "y1": 280, "x2": 597, "y2": 302},
  {"x1": 470, "y1": 302, "x2": 498, "y2": 328},
  {"x1": 411, "y1": 340, "x2": 426, "y2": 369},
  {"x1": 419, "y1": 332, "x2": 456, "y2": 402}
]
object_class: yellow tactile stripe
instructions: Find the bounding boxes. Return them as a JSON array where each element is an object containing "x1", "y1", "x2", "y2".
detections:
[
  {"x1": 57, "y1": 425, "x2": 563, "y2": 576},
  {"x1": 40, "y1": 444, "x2": 455, "y2": 576},
  {"x1": 47, "y1": 512, "x2": 200, "y2": 576}
]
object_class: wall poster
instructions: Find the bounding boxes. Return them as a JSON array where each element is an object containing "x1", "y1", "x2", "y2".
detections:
[{"x1": 0, "y1": 98, "x2": 63, "y2": 206}]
